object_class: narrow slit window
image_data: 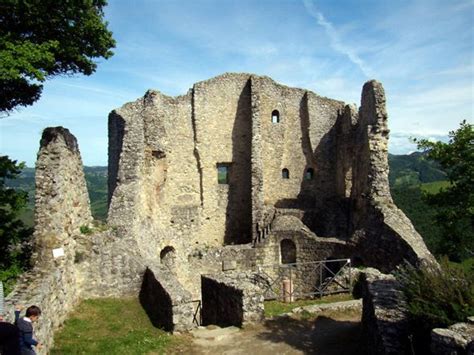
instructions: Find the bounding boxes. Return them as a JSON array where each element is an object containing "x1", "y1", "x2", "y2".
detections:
[
  {"x1": 282, "y1": 168, "x2": 289, "y2": 179},
  {"x1": 217, "y1": 164, "x2": 230, "y2": 184},
  {"x1": 305, "y1": 168, "x2": 314, "y2": 180},
  {"x1": 271, "y1": 110, "x2": 280, "y2": 123}
]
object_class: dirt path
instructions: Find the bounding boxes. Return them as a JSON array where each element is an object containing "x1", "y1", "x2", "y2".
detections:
[{"x1": 185, "y1": 309, "x2": 364, "y2": 355}]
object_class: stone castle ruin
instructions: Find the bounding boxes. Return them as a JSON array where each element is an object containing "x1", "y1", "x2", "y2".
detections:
[{"x1": 4, "y1": 73, "x2": 436, "y2": 353}]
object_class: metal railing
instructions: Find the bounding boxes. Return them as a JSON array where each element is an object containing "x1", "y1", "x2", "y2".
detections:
[
  {"x1": 192, "y1": 300, "x2": 202, "y2": 326},
  {"x1": 254, "y1": 258, "x2": 352, "y2": 301}
]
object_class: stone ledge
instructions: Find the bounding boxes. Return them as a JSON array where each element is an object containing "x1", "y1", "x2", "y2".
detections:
[
  {"x1": 292, "y1": 298, "x2": 362, "y2": 315},
  {"x1": 431, "y1": 321, "x2": 474, "y2": 355}
]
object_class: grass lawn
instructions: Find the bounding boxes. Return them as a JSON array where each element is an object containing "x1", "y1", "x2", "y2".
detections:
[
  {"x1": 51, "y1": 298, "x2": 190, "y2": 355},
  {"x1": 264, "y1": 293, "x2": 353, "y2": 318}
]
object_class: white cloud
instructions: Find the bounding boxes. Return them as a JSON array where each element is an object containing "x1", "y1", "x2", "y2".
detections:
[{"x1": 302, "y1": 0, "x2": 374, "y2": 78}]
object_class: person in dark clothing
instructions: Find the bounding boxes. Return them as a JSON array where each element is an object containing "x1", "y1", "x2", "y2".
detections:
[
  {"x1": 15, "y1": 306, "x2": 41, "y2": 355},
  {"x1": 0, "y1": 319, "x2": 20, "y2": 355}
]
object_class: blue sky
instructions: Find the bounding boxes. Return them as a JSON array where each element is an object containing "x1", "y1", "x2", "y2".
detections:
[{"x1": 1, "y1": 0, "x2": 473, "y2": 166}]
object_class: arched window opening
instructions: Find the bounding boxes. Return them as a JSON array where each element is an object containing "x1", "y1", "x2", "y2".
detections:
[
  {"x1": 160, "y1": 246, "x2": 176, "y2": 269},
  {"x1": 305, "y1": 167, "x2": 314, "y2": 180},
  {"x1": 280, "y1": 239, "x2": 296, "y2": 264},
  {"x1": 282, "y1": 168, "x2": 289, "y2": 179},
  {"x1": 271, "y1": 110, "x2": 280, "y2": 123}
]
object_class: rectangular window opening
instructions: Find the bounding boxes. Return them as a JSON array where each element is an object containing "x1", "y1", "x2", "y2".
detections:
[{"x1": 217, "y1": 163, "x2": 231, "y2": 184}]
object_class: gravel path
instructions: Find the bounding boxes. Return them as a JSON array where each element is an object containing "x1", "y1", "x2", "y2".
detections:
[{"x1": 187, "y1": 308, "x2": 364, "y2": 355}]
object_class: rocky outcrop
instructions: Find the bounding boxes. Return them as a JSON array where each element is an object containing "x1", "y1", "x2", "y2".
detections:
[{"x1": 431, "y1": 320, "x2": 474, "y2": 354}]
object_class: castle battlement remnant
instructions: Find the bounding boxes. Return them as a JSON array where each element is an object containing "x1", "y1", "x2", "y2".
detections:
[{"x1": 4, "y1": 73, "x2": 436, "y2": 353}]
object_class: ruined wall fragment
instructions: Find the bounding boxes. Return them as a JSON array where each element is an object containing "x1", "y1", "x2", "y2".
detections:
[
  {"x1": 201, "y1": 273, "x2": 264, "y2": 327},
  {"x1": 139, "y1": 265, "x2": 195, "y2": 332},
  {"x1": 34, "y1": 127, "x2": 92, "y2": 265},
  {"x1": 4, "y1": 127, "x2": 92, "y2": 354},
  {"x1": 350, "y1": 81, "x2": 436, "y2": 270},
  {"x1": 358, "y1": 268, "x2": 411, "y2": 354}
]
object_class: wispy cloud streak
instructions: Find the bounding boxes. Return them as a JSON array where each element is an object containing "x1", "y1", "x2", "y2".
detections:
[{"x1": 302, "y1": 0, "x2": 374, "y2": 78}]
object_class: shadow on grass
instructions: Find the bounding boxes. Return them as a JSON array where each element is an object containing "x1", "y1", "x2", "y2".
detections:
[{"x1": 257, "y1": 314, "x2": 365, "y2": 355}]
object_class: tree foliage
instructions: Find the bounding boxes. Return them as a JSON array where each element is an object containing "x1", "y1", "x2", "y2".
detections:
[
  {"x1": 0, "y1": 155, "x2": 32, "y2": 293},
  {"x1": 415, "y1": 120, "x2": 474, "y2": 261},
  {"x1": 0, "y1": 0, "x2": 115, "y2": 113},
  {"x1": 397, "y1": 259, "x2": 474, "y2": 351}
]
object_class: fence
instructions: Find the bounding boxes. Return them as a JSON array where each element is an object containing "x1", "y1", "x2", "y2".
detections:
[{"x1": 253, "y1": 258, "x2": 352, "y2": 301}]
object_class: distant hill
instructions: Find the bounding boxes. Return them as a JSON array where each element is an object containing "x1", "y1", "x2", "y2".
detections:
[{"x1": 388, "y1": 152, "x2": 446, "y2": 187}]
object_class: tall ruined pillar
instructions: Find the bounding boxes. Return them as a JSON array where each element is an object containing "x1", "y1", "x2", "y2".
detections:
[
  {"x1": 33, "y1": 127, "x2": 92, "y2": 266},
  {"x1": 350, "y1": 81, "x2": 436, "y2": 271}
]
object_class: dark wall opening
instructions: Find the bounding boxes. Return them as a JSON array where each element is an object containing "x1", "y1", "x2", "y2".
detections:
[
  {"x1": 139, "y1": 268, "x2": 173, "y2": 331},
  {"x1": 160, "y1": 246, "x2": 176, "y2": 270},
  {"x1": 281, "y1": 239, "x2": 297, "y2": 264},
  {"x1": 271, "y1": 110, "x2": 280, "y2": 123},
  {"x1": 201, "y1": 276, "x2": 244, "y2": 327}
]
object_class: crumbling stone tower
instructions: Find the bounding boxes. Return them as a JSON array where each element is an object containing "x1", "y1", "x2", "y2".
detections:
[{"x1": 108, "y1": 73, "x2": 434, "y2": 279}]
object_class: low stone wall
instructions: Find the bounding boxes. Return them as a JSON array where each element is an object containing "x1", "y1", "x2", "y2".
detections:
[
  {"x1": 358, "y1": 268, "x2": 410, "y2": 355},
  {"x1": 79, "y1": 231, "x2": 145, "y2": 298},
  {"x1": 139, "y1": 265, "x2": 195, "y2": 332},
  {"x1": 431, "y1": 319, "x2": 474, "y2": 354},
  {"x1": 201, "y1": 273, "x2": 264, "y2": 327},
  {"x1": 4, "y1": 263, "x2": 81, "y2": 354}
]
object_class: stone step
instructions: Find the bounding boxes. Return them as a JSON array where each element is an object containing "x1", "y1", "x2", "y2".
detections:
[{"x1": 191, "y1": 326, "x2": 240, "y2": 341}]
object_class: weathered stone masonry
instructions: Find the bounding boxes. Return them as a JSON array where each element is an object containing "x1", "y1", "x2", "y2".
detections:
[{"x1": 4, "y1": 74, "x2": 437, "y2": 354}]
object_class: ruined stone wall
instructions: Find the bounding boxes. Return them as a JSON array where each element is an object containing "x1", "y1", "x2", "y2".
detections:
[
  {"x1": 336, "y1": 104, "x2": 358, "y2": 199},
  {"x1": 108, "y1": 73, "x2": 349, "y2": 256},
  {"x1": 107, "y1": 74, "x2": 436, "y2": 300},
  {"x1": 108, "y1": 73, "x2": 351, "y2": 297},
  {"x1": 139, "y1": 265, "x2": 195, "y2": 332},
  {"x1": 349, "y1": 81, "x2": 436, "y2": 271},
  {"x1": 34, "y1": 127, "x2": 92, "y2": 265},
  {"x1": 193, "y1": 74, "x2": 253, "y2": 245},
  {"x1": 358, "y1": 268, "x2": 410, "y2": 355},
  {"x1": 4, "y1": 128, "x2": 151, "y2": 354},
  {"x1": 254, "y1": 215, "x2": 349, "y2": 297},
  {"x1": 252, "y1": 77, "x2": 344, "y2": 211},
  {"x1": 4, "y1": 128, "x2": 93, "y2": 354},
  {"x1": 201, "y1": 274, "x2": 264, "y2": 327}
]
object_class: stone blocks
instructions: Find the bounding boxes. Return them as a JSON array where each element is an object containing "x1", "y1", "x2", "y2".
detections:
[
  {"x1": 139, "y1": 266, "x2": 195, "y2": 332},
  {"x1": 201, "y1": 273, "x2": 264, "y2": 327}
]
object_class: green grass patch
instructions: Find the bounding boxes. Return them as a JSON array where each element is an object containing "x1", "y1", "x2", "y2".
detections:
[
  {"x1": 449, "y1": 257, "x2": 474, "y2": 275},
  {"x1": 420, "y1": 180, "x2": 450, "y2": 194},
  {"x1": 264, "y1": 293, "x2": 353, "y2": 318},
  {"x1": 51, "y1": 298, "x2": 189, "y2": 355}
]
